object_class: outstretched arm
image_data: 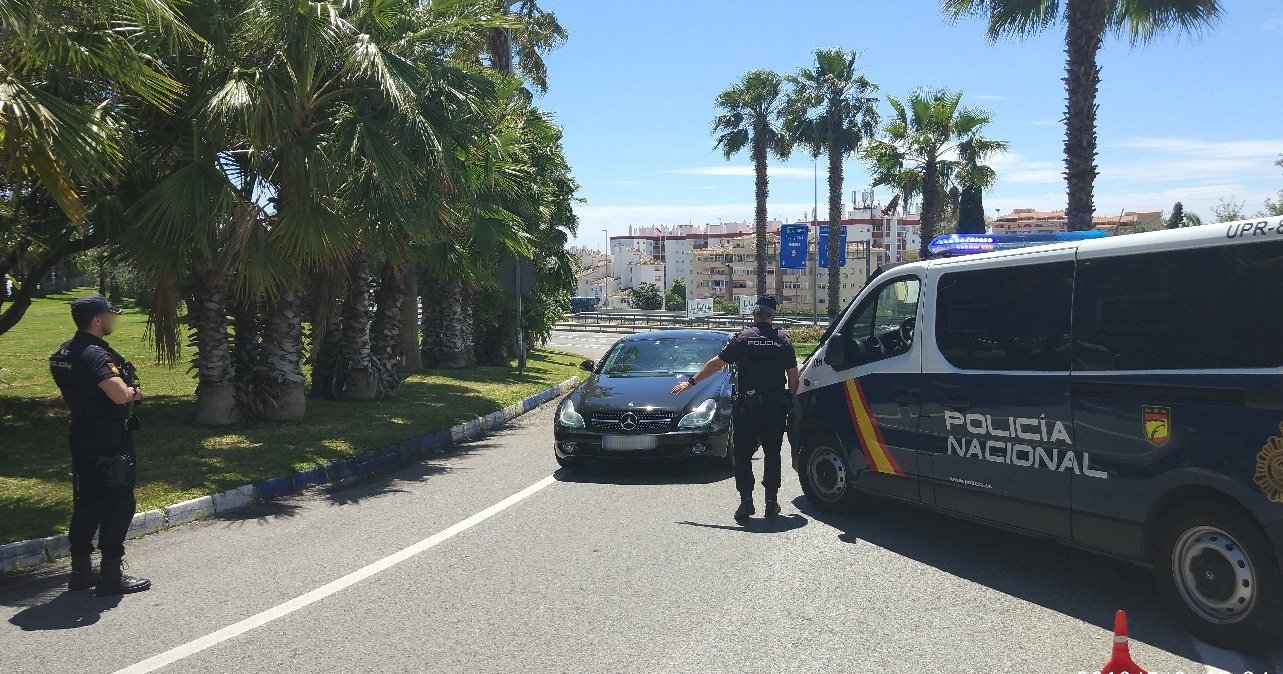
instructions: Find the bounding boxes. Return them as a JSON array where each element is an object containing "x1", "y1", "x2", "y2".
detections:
[{"x1": 671, "y1": 356, "x2": 727, "y2": 395}]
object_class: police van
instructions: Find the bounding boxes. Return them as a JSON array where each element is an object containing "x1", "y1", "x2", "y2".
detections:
[{"x1": 789, "y1": 219, "x2": 1283, "y2": 648}]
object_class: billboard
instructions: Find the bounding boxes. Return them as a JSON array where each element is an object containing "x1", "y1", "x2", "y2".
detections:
[
  {"x1": 687, "y1": 297, "x2": 714, "y2": 319},
  {"x1": 779, "y1": 224, "x2": 809, "y2": 269},
  {"x1": 817, "y1": 225, "x2": 848, "y2": 268}
]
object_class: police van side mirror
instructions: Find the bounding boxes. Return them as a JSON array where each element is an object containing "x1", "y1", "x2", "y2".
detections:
[
  {"x1": 824, "y1": 337, "x2": 847, "y2": 368},
  {"x1": 579, "y1": 359, "x2": 595, "y2": 372}
]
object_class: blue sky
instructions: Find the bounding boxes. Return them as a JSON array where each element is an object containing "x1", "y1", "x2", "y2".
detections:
[{"x1": 535, "y1": 1, "x2": 1283, "y2": 248}]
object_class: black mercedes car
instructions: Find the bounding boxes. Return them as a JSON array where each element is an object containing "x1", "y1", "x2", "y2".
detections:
[{"x1": 553, "y1": 330, "x2": 735, "y2": 467}]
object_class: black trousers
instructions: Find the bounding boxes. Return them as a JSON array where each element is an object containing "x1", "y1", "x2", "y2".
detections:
[
  {"x1": 69, "y1": 425, "x2": 137, "y2": 560},
  {"x1": 731, "y1": 394, "x2": 788, "y2": 496}
]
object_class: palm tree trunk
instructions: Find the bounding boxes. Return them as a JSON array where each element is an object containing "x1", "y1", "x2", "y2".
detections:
[
  {"x1": 230, "y1": 296, "x2": 260, "y2": 419},
  {"x1": 1064, "y1": 0, "x2": 1107, "y2": 231},
  {"x1": 370, "y1": 262, "x2": 404, "y2": 396},
  {"x1": 920, "y1": 158, "x2": 940, "y2": 260},
  {"x1": 334, "y1": 252, "x2": 378, "y2": 401},
  {"x1": 488, "y1": 26, "x2": 513, "y2": 76},
  {"x1": 257, "y1": 290, "x2": 306, "y2": 421},
  {"x1": 752, "y1": 134, "x2": 769, "y2": 297},
  {"x1": 420, "y1": 273, "x2": 446, "y2": 368},
  {"x1": 438, "y1": 278, "x2": 475, "y2": 369},
  {"x1": 826, "y1": 117, "x2": 843, "y2": 318},
  {"x1": 398, "y1": 263, "x2": 422, "y2": 372},
  {"x1": 191, "y1": 268, "x2": 238, "y2": 426}
]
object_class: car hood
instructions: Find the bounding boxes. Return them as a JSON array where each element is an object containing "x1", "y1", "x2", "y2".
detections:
[{"x1": 574, "y1": 371, "x2": 730, "y2": 413}]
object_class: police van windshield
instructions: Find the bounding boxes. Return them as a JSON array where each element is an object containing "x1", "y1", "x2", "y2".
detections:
[{"x1": 600, "y1": 338, "x2": 725, "y2": 376}]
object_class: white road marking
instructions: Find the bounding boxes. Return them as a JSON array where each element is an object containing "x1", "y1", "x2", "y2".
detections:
[{"x1": 112, "y1": 475, "x2": 559, "y2": 674}]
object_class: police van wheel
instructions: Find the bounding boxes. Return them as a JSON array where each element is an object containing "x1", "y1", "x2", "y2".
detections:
[
  {"x1": 1151, "y1": 501, "x2": 1283, "y2": 650},
  {"x1": 798, "y1": 435, "x2": 860, "y2": 514}
]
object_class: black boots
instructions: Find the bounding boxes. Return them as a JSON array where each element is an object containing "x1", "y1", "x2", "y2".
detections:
[
  {"x1": 733, "y1": 495, "x2": 755, "y2": 521},
  {"x1": 764, "y1": 492, "x2": 781, "y2": 518},
  {"x1": 735, "y1": 491, "x2": 782, "y2": 520},
  {"x1": 95, "y1": 558, "x2": 151, "y2": 596},
  {"x1": 68, "y1": 555, "x2": 100, "y2": 591}
]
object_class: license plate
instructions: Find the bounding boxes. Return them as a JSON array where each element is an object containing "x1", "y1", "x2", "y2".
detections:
[{"x1": 602, "y1": 434, "x2": 659, "y2": 451}]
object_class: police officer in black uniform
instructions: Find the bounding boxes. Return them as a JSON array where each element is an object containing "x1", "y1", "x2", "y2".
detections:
[
  {"x1": 49, "y1": 294, "x2": 151, "y2": 595},
  {"x1": 673, "y1": 295, "x2": 799, "y2": 520}
]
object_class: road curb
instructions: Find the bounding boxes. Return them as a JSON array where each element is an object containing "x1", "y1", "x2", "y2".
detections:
[{"x1": 0, "y1": 377, "x2": 578, "y2": 575}]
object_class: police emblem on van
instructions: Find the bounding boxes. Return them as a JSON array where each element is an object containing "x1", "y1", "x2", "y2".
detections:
[
  {"x1": 1254, "y1": 422, "x2": 1283, "y2": 504},
  {"x1": 1142, "y1": 406, "x2": 1170, "y2": 447}
]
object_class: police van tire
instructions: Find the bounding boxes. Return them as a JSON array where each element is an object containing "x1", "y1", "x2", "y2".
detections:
[
  {"x1": 797, "y1": 434, "x2": 861, "y2": 514},
  {"x1": 1151, "y1": 501, "x2": 1283, "y2": 650}
]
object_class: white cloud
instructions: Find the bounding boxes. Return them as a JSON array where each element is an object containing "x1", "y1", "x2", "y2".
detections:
[
  {"x1": 989, "y1": 152, "x2": 1063, "y2": 184},
  {"x1": 665, "y1": 166, "x2": 816, "y2": 179}
]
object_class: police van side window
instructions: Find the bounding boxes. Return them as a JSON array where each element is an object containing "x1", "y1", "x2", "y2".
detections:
[
  {"x1": 829, "y1": 276, "x2": 921, "y2": 371},
  {"x1": 1073, "y1": 240, "x2": 1283, "y2": 371},
  {"x1": 935, "y1": 262, "x2": 1074, "y2": 371}
]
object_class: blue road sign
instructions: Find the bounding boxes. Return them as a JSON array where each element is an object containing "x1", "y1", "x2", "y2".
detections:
[
  {"x1": 817, "y1": 225, "x2": 848, "y2": 268},
  {"x1": 779, "y1": 224, "x2": 808, "y2": 269}
]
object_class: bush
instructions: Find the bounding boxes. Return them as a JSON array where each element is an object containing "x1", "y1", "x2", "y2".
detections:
[{"x1": 787, "y1": 326, "x2": 825, "y2": 344}]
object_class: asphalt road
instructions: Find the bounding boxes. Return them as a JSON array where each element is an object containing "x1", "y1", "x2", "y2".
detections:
[
  {"x1": 3, "y1": 333, "x2": 1281, "y2": 673},
  {"x1": 546, "y1": 329, "x2": 629, "y2": 361}
]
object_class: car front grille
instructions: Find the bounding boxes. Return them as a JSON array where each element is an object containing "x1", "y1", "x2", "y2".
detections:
[{"x1": 589, "y1": 410, "x2": 677, "y2": 432}]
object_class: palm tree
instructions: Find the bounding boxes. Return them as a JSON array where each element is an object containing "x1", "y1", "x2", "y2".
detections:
[
  {"x1": 480, "y1": 0, "x2": 567, "y2": 93},
  {"x1": 782, "y1": 48, "x2": 880, "y2": 316},
  {"x1": 942, "y1": 0, "x2": 1222, "y2": 230},
  {"x1": 863, "y1": 89, "x2": 1006, "y2": 258},
  {"x1": 712, "y1": 70, "x2": 792, "y2": 296},
  {"x1": 470, "y1": 0, "x2": 566, "y2": 366},
  {"x1": 0, "y1": 0, "x2": 189, "y2": 336}
]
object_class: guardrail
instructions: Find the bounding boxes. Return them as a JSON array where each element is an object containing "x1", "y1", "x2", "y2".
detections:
[{"x1": 560, "y1": 310, "x2": 820, "y2": 330}]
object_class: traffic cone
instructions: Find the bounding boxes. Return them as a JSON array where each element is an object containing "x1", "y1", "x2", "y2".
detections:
[{"x1": 1099, "y1": 610, "x2": 1147, "y2": 674}]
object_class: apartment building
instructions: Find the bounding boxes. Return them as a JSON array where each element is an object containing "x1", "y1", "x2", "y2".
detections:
[
  {"x1": 688, "y1": 231, "x2": 879, "y2": 312},
  {"x1": 992, "y1": 208, "x2": 1163, "y2": 235}
]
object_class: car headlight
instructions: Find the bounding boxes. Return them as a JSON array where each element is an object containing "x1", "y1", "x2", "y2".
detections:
[
  {"x1": 678, "y1": 398, "x2": 717, "y2": 429},
  {"x1": 558, "y1": 399, "x2": 585, "y2": 428}
]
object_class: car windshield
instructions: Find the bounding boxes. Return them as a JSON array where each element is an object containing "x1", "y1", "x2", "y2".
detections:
[{"x1": 600, "y1": 337, "x2": 725, "y2": 376}]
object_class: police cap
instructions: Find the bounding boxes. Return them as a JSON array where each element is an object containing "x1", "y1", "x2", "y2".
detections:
[{"x1": 71, "y1": 294, "x2": 122, "y2": 326}]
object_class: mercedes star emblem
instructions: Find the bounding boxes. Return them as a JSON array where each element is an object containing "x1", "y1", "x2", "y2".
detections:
[{"x1": 620, "y1": 412, "x2": 639, "y2": 431}]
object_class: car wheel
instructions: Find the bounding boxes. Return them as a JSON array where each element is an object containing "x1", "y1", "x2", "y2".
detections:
[
  {"x1": 555, "y1": 454, "x2": 586, "y2": 469},
  {"x1": 1151, "y1": 500, "x2": 1283, "y2": 650},
  {"x1": 797, "y1": 434, "x2": 861, "y2": 514}
]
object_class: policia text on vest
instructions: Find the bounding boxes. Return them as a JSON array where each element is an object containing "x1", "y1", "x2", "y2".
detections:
[{"x1": 48, "y1": 294, "x2": 151, "y2": 595}]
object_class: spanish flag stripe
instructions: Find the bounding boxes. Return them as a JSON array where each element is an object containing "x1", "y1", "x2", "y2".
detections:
[
  {"x1": 842, "y1": 380, "x2": 881, "y2": 472},
  {"x1": 843, "y1": 379, "x2": 903, "y2": 476},
  {"x1": 853, "y1": 380, "x2": 903, "y2": 475},
  {"x1": 850, "y1": 391, "x2": 893, "y2": 473}
]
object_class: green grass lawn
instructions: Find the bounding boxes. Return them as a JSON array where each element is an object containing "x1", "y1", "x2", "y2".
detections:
[
  {"x1": 0, "y1": 289, "x2": 581, "y2": 543},
  {"x1": 794, "y1": 343, "x2": 818, "y2": 359}
]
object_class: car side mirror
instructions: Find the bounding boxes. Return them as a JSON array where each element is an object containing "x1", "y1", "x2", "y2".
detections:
[
  {"x1": 825, "y1": 337, "x2": 847, "y2": 368},
  {"x1": 579, "y1": 359, "x2": 595, "y2": 372}
]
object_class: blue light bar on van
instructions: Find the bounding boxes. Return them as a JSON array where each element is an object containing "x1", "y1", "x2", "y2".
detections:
[{"x1": 927, "y1": 231, "x2": 1108, "y2": 257}]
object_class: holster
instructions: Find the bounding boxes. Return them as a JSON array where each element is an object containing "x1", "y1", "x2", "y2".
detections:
[{"x1": 95, "y1": 454, "x2": 136, "y2": 488}]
